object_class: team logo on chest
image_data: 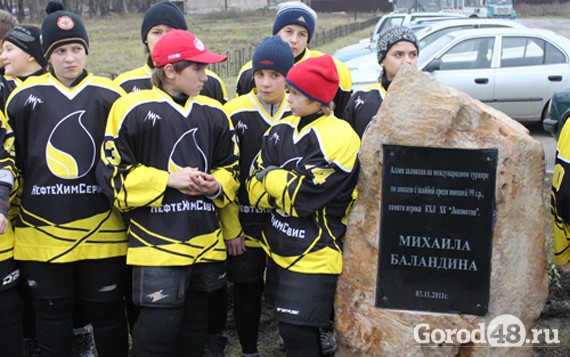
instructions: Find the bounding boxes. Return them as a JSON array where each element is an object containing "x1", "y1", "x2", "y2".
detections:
[
  {"x1": 269, "y1": 132, "x2": 280, "y2": 145},
  {"x1": 354, "y1": 95, "x2": 365, "y2": 109},
  {"x1": 46, "y1": 110, "x2": 96, "y2": 179},
  {"x1": 168, "y1": 128, "x2": 209, "y2": 173},
  {"x1": 144, "y1": 110, "x2": 162, "y2": 126},
  {"x1": 236, "y1": 120, "x2": 248, "y2": 134},
  {"x1": 24, "y1": 93, "x2": 44, "y2": 109}
]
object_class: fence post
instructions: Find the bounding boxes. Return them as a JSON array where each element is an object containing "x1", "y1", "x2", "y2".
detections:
[{"x1": 219, "y1": 16, "x2": 380, "y2": 78}]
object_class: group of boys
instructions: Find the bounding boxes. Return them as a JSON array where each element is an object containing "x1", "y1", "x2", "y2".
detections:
[{"x1": 0, "y1": 0, "x2": 423, "y2": 356}]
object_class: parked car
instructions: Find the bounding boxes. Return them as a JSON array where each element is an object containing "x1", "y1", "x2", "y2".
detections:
[
  {"x1": 336, "y1": 18, "x2": 523, "y2": 63},
  {"x1": 344, "y1": 19, "x2": 525, "y2": 88},
  {"x1": 334, "y1": 12, "x2": 466, "y2": 61},
  {"x1": 371, "y1": 12, "x2": 467, "y2": 44},
  {"x1": 346, "y1": 27, "x2": 570, "y2": 123},
  {"x1": 543, "y1": 88, "x2": 570, "y2": 137},
  {"x1": 413, "y1": 18, "x2": 525, "y2": 51}
]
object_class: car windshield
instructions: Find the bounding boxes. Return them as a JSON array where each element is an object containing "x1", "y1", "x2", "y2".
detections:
[
  {"x1": 418, "y1": 33, "x2": 456, "y2": 66},
  {"x1": 414, "y1": 26, "x2": 434, "y2": 38}
]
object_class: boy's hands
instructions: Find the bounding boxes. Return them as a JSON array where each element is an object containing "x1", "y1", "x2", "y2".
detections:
[
  {"x1": 226, "y1": 236, "x2": 246, "y2": 256},
  {"x1": 167, "y1": 167, "x2": 220, "y2": 197}
]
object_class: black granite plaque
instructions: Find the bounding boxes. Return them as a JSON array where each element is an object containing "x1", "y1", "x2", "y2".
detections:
[{"x1": 376, "y1": 145, "x2": 497, "y2": 316}]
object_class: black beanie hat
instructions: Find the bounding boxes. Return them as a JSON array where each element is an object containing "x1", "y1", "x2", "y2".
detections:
[
  {"x1": 141, "y1": 1, "x2": 187, "y2": 43},
  {"x1": 45, "y1": 1, "x2": 65, "y2": 14},
  {"x1": 41, "y1": 10, "x2": 89, "y2": 59},
  {"x1": 252, "y1": 36, "x2": 294, "y2": 78},
  {"x1": 4, "y1": 25, "x2": 47, "y2": 68}
]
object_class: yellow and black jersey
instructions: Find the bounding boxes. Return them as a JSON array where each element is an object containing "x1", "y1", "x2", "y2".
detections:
[
  {"x1": 114, "y1": 63, "x2": 228, "y2": 104},
  {"x1": 223, "y1": 89, "x2": 292, "y2": 247},
  {"x1": 0, "y1": 72, "x2": 47, "y2": 248},
  {"x1": 0, "y1": 109, "x2": 14, "y2": 264},
  {"x1": 0, "y1": 75, "x2": 20, "y2": 111},
  {"x1": 551, "y1": 121, "x2": 570, "y2": 265},
  {"x1": 0, "y1": 73, "x2": 128, "y2": 263},
  {"x1": 342, "y1": 83, "x2": 386, "y2": 139},
  {"x1": 236, "y1": 49, "x2": 353, "y2": 117},
  {"x1": 246, "y1": 113, "x2": 360, "y2": 274},
  {"x1": 98, "y1": 86, "x2": 240, "y2": 267}
]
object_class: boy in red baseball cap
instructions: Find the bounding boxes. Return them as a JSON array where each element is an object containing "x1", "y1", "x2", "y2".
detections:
[
  {"x1": 246, "y1": 55, "x2": 360, "y2": 356},
  {"x1": 114, "y1": 1, "x2": 228, "y2": 104},
  {"x1": 97, "y1": 29, "x2": 239, "y2": 357}
]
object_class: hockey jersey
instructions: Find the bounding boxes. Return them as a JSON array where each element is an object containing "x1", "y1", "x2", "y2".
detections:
[
  {"x1": 98, "y1": 86, "x2": 239, "y2": 266},
  {"x1": 1, "y1": 73, "x2": 128, "y2": 263},
  {"x1": 223, "y1": 90, "x2": 292, "y2": 247},
  {"x1": 0, "y1": 109, "x2": 14, "y2": 264},
  {"x1": 342, "y1": 83, "x2": 386, "y2": 139},
  {"x1": 236, "y1": 49, "x2": 353, "y2": 117},
  {"x1": 551, "y1": 119, "x2": 570, "y2": 265},
  {"x1": 247, "y1": 113, "x2": 360, "y2": 274},
  {"x1": 0, "y1": 75, "x2": 20, "y2": 111},
  {"x1": 114, "y1": 63, "x2": 228, "y2": 104}
]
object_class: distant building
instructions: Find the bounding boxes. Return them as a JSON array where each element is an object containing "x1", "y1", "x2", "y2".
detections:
[
  {"x1": 179, "y1": 0, "x2": 387, "y2": 14},
  {"x1": 184, "y1": 0, "x2": 286, "y2": 13},
  {"x1": 310, "y1": 0, "x2": 390, "y2": 12}
]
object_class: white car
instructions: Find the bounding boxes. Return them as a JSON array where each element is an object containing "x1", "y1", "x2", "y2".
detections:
[
  {"x1": 334, "y1": 12, "x2": 466, "y2": 62},
  {"x1": 414, "y1": 18, "x2": 525, "y2": 50},
  {"x1": 347, "y1": 27, "x2": 570, "y2": 123},
  {"x1": 345, "y1": 19, "x2": 525, "y2": 89}
]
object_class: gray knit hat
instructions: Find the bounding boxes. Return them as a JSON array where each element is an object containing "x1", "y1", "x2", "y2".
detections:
[{"x1": 376, "y1": 26, "x2": 418, "y2": 64}]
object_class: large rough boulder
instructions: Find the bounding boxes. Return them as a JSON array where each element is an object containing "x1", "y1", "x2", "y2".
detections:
[{"x1": 335, "y1": 65, "x2": 548, "y2": 356}]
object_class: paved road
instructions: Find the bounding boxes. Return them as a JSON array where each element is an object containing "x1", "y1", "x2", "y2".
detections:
[{"x1": 520, "y1": 17, "x2": 570, "y2": 39}]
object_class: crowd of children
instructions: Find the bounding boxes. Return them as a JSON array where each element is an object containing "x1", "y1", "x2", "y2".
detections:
[{"x1": 0, "y1": 0, "x2": 426, "y2": 356}]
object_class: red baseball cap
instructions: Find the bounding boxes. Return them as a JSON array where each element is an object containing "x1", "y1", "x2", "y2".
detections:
[{"x1": 152, "y1": 30, "x2": 227, "y2": 66}]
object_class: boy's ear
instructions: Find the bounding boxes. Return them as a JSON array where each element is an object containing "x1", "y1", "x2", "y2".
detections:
[{"x1": 164, "y1": 63, "x2": 176, "y2": 79}]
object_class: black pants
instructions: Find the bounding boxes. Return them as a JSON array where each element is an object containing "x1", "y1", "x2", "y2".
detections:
[
  {"x1": 278, "y1": 322, "x2": 323, "y2": 357},
  {"x1": 207, "y1": 285, "x2": 227, "y2": 335},
  {"x1": 33, "y1": 296, "x2": 128, "y2": 357},
  {"x1": 131, "y1": 290, "x2": 209, "y2": 357},
  {"x1": 233, "y1": 278, "x2": 264, "y2": 354},
  {"x1": 0, "y1": 286, "x2": 23, "y2": 357},
  {"x1": 20, "y1": 258, "x2": 129, "y2": 357}
]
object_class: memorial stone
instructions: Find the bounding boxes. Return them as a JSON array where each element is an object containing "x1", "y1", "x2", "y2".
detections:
[{"x1": 335, "y1": 65, "x2": 549, "y2": 356}]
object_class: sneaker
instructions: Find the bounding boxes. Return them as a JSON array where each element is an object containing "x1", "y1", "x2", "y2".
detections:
[
  {"x1": 203, "y1": 332, "x2": 227, "y2": 357},
  {"x1": 72, "y1": 325, "x2": 96, "y2": 357},
  {"x1": 320, "y1": 326, "x2": 337, "y2": 355},
  {"x1": 277, "y1": 334, "x2": 286, "y2": 351}
]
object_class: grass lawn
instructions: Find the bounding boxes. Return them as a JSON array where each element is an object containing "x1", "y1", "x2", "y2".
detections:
[{"x1": 78, "y1": 11, "x2": 377, "y2": 99}]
